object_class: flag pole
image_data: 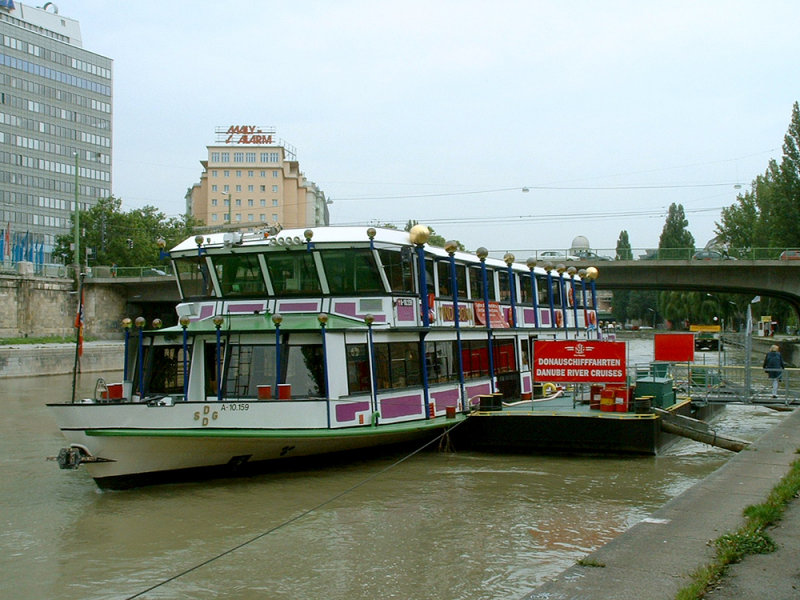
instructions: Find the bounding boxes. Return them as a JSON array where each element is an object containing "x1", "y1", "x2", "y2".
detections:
[
  {"x1": 71, "y1": 272, "x2": 84, "y2": 403},
  {"x1": 70, "y1": 152, "x2": 81, "y2": 403}
]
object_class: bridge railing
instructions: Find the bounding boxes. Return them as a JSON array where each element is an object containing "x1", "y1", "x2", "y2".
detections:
[{"x1": 514, "y1": 247, "x2": 800, "y2": 261}]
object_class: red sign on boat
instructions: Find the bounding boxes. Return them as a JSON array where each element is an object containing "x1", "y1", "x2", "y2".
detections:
[
  {"x1": 473, "y1": 301, "x2": 509, "y2": 328},
  {"x1": 533, "y1": 340, "x2": 626, "y2": 383}
]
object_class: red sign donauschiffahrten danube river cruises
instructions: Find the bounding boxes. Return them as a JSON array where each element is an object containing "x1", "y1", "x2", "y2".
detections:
[{"x1": 533, "y1": 340, "x2": 626, "y2": 384}]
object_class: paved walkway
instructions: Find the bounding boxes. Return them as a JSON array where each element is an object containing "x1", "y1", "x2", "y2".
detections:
[{"x1": 525, "y1": 407, "x2": 800, "y2": 600}]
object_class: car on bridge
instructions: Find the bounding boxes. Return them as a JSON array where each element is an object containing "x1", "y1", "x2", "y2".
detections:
[
  {"x1": 691, "y1": 250, "x2": 736, "y2": 260},
  {"x1": 538, "y1": 250, "x2": 579, "y2": 261},
  {"x1": 573, "y1": 249, "x2": 613, "y2": 261},
  {"x1": 779, "y1": 249, "x2": 800, "y2": 260}
]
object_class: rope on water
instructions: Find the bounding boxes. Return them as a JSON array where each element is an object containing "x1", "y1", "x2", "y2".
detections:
[{"x1": 125, "y1": 418, "x2": 468, "y2": 599}]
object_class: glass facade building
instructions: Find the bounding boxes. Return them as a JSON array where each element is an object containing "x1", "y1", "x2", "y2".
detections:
[{"x1": 0, "y1": 2, "x2": 112, "y2": 264}]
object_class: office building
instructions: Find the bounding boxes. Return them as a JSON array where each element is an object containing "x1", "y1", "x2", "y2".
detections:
[
  {"x1": 0, "y1": 1, "x2": 112, "y2": 263},
  {"x1": 190, "y1": 126, "x2": 329, "y2": 230}
]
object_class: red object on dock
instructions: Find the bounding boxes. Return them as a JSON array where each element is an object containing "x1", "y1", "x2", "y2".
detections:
[
  {"x1": 600, "y1": 389, "x2": 615, "y2": 412},
  {"x1": 257, "y1": 385, "x2": 272, "y2": 400}
]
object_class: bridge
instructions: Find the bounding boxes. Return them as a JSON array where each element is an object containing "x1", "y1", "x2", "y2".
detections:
[{"x1": 578, "y1": 260, "x2": 800, "y2": 315}]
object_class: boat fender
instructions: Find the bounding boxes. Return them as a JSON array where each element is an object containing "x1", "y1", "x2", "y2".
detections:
[{"x1": 543, "y1": 382, "x2": 557, "y2": 397}]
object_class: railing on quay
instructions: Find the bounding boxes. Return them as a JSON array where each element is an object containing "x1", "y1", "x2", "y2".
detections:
[
  {"x1": 503, "y1": 247, "x2": 800, "y2": 262},
  {"x1": 627, "y1": 362, "x2": 800, "y2": 406}
]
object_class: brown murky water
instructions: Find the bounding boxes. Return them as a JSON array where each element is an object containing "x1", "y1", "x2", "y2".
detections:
[{"x1": 0, "y1": 341, "x2": 786, "y2": 600}]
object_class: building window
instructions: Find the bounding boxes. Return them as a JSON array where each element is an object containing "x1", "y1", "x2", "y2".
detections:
[
  {"x1": 248, "y1": 199, "x2": 254, "y2": 207},
  {"x1": 273, "y1": 170, "x2": 279, "y2": 178},
  {"x1": 260, "y1": 153, "x2": 269, "y2": 162},
  {"x1": 224, "y1": 214, "x2": 230, "y2": 222},
  {"x1": 212, "y1": 171, "x2": 218, "y2": 177},
  {"x1": 223, "y1": 170, "x2": 230, "y2": 177},
  {"x1": 248, "y1": 214, "x2": 254, "y2": 221},
  {"x1": 211, "y1": 199, "x2": 218, "y2": 206},
  {"x1": 235, "y1": 214, "x2": 241, "y2": 222},
  {"x1": 248, "y1": 185, "x2": 254, "y2": 192},
  {"x1": 248, "y1": 170, "x2": 254, "y2": 177},
  {"x1": 211, "y1": 152, "x2": 220, "y2": 162},
  {"x1": 260, "y1": 185, "x2": 266, "y2": 192},
  {"x1": 272, "y1": 199, "x2": 278, "y2": 206},
  {"x1": 260, "y1": 214, "x2": 266, "y2": 222},
  {"x1": 223, "y1": 185, "x2": 230, "y2": 192},
  {"x1": 236, "y1": 185, "x2": 242, "y2": 192},
  {"x1": 211, "y1": 184, "x2": 218, "y2": 192},
  {"x1": 272, "y1": 214, "x2": 278, "y2": 222},
  {"x1": 212, "y1": 214, "x2": 218, "y2": 221},
  {"x1": 233, "y1": 152, "x2": 244, "y2": 163},
  {"x1": 260, "y1": 170, "x2": 266, "y2": 177},
  {"x1": 246, "y1": 153, "x2": 256, "y2": 163},
  {"x1": 221, "y1": 153, "x2": 229, "y2": 162},
  {"x1": 272, "y1": 185, "x2": 278, "y2": 193},
  {"x1": 260, "y1": 199, "x2": 266, "y2": 206},
  {"x1": 235, "y1": 199, "x2": 241, "y2": 206}
]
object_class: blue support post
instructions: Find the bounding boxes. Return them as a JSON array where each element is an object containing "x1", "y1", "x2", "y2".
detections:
[
  {"x1": 448, "y1": 251, "x2": 466, "y2": 410},
  {"x1": 478, "y1": 251, "x2": 495, "y2": 393},
  {"x1": 546, "y1": 271, "x2": 556, "y2": 328},
  {"x1": 559, "y1": 273, "x2": 569, "y2": 337},
  {"x1": 319, "y1": 315, "x2": 331, "y2": 428}
]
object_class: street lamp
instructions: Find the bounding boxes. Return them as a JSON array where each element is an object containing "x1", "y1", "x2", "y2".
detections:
[{"x1": 646, "y1": 307, "x2": 656, "y2": 329}]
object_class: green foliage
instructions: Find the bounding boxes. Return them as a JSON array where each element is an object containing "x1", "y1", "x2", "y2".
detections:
[
  {"x1": 54, "y1": 197, "x2": 201, "y2": 268},
  {"x1": 403, "y1": 220, "x2": 465, "y2": 250},
  {"x1": 715, "y1": 102, "x2": 800, "y2": 328},
  {"x1": 615, "y1": 230, "x2": 633, "y2": 260}
]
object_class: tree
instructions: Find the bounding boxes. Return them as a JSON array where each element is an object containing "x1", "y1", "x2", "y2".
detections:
[
  {"x1": 611, "y1": 231, "x2": 633, "y2": 323},
  {"x1": 656, "y1": 204, "x2": 695, "y2": 327},
  {"x1": 54, "y1": 197, "x2": 201, "y2": 268},
  {"x1": 403, "y1": 220, "x2": 464, "y2": 250}
]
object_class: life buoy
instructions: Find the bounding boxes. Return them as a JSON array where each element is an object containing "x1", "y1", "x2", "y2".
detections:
[{"x1": 543, "y1": 382, "x2": 557, "y2": 397}]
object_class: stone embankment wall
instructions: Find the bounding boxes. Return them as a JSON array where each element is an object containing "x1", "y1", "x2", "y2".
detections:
[
  {"x1": 0, "y1": 342, "x2": 123, "y2": 378},
  {"x1": 0, "y1": 272, "x2": 127, "y2": 340}
]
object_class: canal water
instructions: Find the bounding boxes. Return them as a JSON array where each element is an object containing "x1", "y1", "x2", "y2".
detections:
[{"x1": 0, "y1": 340, "x2": 788, "y2": 600}]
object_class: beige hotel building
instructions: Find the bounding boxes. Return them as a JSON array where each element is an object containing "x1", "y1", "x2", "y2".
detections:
[{"x1": 189, "y1": 126, "x2": 329, "y2": 230}]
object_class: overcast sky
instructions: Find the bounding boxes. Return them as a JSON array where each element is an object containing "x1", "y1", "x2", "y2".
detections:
[{"x1": 59, "y1": 0, "x2": 799, "y2": 256}]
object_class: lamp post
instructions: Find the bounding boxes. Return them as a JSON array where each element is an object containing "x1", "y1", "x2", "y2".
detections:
[
  {"x1": 647, "y1": 307, "x2": 656, "y2": 329},
  {"x1": 446, "y1": 240, "x2": 466, "y2": 409},
  {"x1": 477, "y1": 246, "x2": 495, "y2": 393},
  {"x1": 526, "y1": 258, "x2": 540, "y2": 328}
]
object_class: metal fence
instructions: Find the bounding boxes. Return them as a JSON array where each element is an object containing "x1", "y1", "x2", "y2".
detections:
[{"x1": 628, "y1": 362, "x2": 800, "y2": 405}]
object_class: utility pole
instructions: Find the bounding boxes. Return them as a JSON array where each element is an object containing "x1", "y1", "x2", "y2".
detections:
[{"x1": 73, "y1": 152, "x2": 80, "y2": 280}]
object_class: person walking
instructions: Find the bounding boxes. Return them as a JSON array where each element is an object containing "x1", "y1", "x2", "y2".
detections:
[{"x1": 763, "y1": 344, "x2": 785, "y2": 398}]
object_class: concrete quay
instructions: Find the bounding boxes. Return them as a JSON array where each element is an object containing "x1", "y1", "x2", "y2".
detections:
[
  {"x1": 525, "y1": 407, "x2": 800, "y2": 600},
  {"x1": 0, "y1": 341, "x2": 123, "y2": 378}
]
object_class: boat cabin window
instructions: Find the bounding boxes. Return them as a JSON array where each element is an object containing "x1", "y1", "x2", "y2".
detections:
[
  {"x1": 320, "y1": 249, "x2": 384, "y2": 294},
  {"x1": 134, "y1": 343, "x2": 191, "y2": 397},
  {"x1": 175, "y1": 256, "x2": 214, "y2": 299},
  {"x1": 461, "y1": 339, "x2": 490, "y2": 379},
  {"x1": 518, "y1": 273, "x2": 532, "y2": 304},
  {"x1": 375, "y1": 342, "x2": 421, "y2": 390},
  {"x1": 223, "y1": 343, "x2": 326, "y2": 399},
  {"x1": 377, "y1": 248, "x2": 414, "y2": 294},
  {"x1": 265, "y1": 252, "x2": 321, "y2": 295},
  {"x1": 468, "y1": 265, "x2": 496, "y2": 302},
  {"x1": 426, "y1": 340, "x2": 459, "y2": 383},
  {"x1": 493, "y1": 338, "x2": 517, "y2": 373},
  {"x1": 436, "y1": 261, "x2": 468, "y2": 299},
  {"x1": 213, "y1": 253, "x2": 267, "y2": 297},
  {"x1": 498, "y1": 270, "x2": 511, "y2": 301},
  {"x1": 536, "y1": 274, "x2": 549, "y2": 305},
  {"x1": 346, "y1": 341, "x2": 421, "y2": 392}
]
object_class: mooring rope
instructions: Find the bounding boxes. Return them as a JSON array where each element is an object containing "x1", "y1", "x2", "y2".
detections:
[{"x1": 125, "y1": 418, "x2": 467, "y2": 599}]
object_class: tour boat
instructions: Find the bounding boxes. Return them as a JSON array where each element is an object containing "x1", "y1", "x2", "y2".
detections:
[{"x1": 49, "y1": 225, "x2": 600, "y2": 488}]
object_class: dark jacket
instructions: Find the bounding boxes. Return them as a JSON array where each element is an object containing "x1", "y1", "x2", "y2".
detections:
[{"x1": 763, "y1": 351, "x2": 785, "y2": 378}]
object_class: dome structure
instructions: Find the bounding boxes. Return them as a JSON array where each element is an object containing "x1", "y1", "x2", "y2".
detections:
[{"x1": 571, "y1": 235, "x2": 590, "y2": 252}]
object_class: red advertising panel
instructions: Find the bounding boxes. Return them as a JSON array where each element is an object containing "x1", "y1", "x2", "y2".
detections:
[
  {"x1": 654, "y1": 333, "x2": 695, "y2": 362},
  {"x1": 474, "y1": 301, "x2": 509, "y2": 328},
  {"x1": 533, "y1": 340, "x2": 626, "y2": 383}
]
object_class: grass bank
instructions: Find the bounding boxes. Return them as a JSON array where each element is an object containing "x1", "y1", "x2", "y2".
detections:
[{"x1": 675, "y1": 453, "x2": 800, "y2": 599}]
